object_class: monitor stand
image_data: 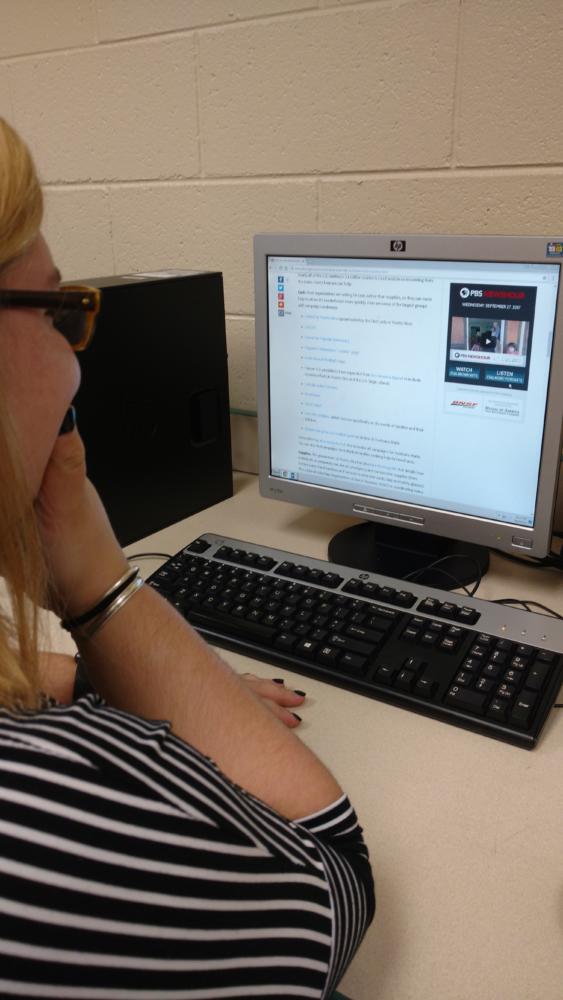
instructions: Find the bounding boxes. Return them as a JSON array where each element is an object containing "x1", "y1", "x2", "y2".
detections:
[{"x1": 328, "y1": 522, "x2": 489, "y2": 590}]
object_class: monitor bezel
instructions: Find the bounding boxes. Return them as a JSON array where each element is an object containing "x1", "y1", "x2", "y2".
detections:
[{"x1": 254, "y1": 233, "x2": 563, "y2": 559}]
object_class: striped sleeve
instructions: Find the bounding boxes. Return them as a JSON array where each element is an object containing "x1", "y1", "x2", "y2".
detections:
[
  {"x1": 294, "y1": 797, "x2": 376, "y2": 996},
  {"x1": 0, "y1": 695, "x2": 374, "y2": 999}
]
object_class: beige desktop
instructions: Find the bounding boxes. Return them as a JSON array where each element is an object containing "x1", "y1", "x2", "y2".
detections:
[{"x1": 42, "y1": 471, "x2": 563, "y2": 1000}]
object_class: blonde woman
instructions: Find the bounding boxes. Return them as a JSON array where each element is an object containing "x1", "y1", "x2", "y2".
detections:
[{"x1": 0, "y1": 118, "x2": 374, "y2": 999}]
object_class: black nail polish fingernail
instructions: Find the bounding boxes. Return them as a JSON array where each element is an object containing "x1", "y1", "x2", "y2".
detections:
[
  {"x1": 294, "y1": 690, "x2": 306, "y2": 697},
  {"x1": 272, "y1": 678, "x2": 285, "y2": 685},
  {"x1": 291, "y1": 712, "x2": 302, "y2": 722},
  {"x1": 59, "y1": 406, "x2": 77, "y2": 435}
]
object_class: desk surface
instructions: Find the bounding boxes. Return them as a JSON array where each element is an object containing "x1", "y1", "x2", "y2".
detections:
[{"x1": 57, "y1": 473, "x2": 563, "y2": 1000}]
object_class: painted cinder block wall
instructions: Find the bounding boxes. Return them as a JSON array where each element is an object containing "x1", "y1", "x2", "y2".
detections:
[{"x1": 0, "y1": 0, "x2": 562, "y2": 415}]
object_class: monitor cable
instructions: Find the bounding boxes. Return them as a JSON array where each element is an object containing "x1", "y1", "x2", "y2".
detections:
[{"x1": 403, "y1": 554, "x2": 482, "y2": 598}]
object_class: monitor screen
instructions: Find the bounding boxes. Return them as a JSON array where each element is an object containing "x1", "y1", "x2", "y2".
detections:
[{"x1": 254, "y1": 234, "x2": 563, "y2": 568}]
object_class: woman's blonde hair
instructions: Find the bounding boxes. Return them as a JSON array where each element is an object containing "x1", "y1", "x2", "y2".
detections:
[{"x1": 0, "y1": 117, "x2": 46, "y2": 709}]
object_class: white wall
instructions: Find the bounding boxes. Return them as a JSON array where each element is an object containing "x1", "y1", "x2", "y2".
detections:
[{"x1": 1, "y1": 0, "x2": 562, "y2": 413}]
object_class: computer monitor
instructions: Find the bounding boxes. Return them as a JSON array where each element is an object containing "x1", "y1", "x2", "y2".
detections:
[{"x1": 254, "y1": 233, "x2": 563, "y2": 587}]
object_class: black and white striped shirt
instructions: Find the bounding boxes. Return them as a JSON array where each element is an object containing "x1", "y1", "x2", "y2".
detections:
[{"x1": 0, "y1": 695, "x2": 375, "y2": 998}]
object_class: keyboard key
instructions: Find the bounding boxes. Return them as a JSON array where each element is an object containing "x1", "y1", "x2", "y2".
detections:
[
  {"x1": 310, "y1": 628, "x2": 328, "y2": 642},
  {"x1": 153, "y1": 567, "x2": 180, "y2": 589},
  {"x1": 457, "y1": 607, "x2": 480, "y2": 624},
  {"x1": 329, "y1": 634, "x2": 374, "y2": 656},
  {"x1": 503, "y1": 669, "x2": 521, "y2": 687},
  {"x1": 462, "y1": 657, "x2": 481, "y2": 673},
  {"x1": 187, "y1": 538, "x2": 211, "y2": 554},
  {"x1": 454, "y1": 671, "x2": 473, "y2": 687},
  {"x1": 510, "y1": 692, "x2": 538, "y2": 728},
  {"x1": 417, "y1": 598, "x2": 441, "y2": 614},
  {"x1": 415, "y1": 676, "x2": 438, "y2": 698},
  {"x1": 340, "y1": 652, "x2": 367, "y2": 674},
  {"x1": 215, "y1": 545, "x2": 233, "y2": 560},
  {"x1": 482, "y1": 663, "x2": 501, "y2": 679},
  {"x1": 376, "y1": 664, "x2": 396, "y2": 684},
  {"x1": 332, "y1": 607, "x2": 350, "y2": 621},
  {"x1": 475, "y1": 677, "x2": 495, "y2": 693},
  {"x1": 379, "y1": 586, "x2": 397, "y2": 602},
  {"x1": 296, "y1": 639, "x2": 318, "y2": 657},
  {"x1": 275, "y1": 632, "x2": 298, "y2": 650},
  {"x1": 300, "y1": 597, "x2": 317, "y2": 610},
  {"x1": 495, "y1": 683, "x2": 515, "y2": 700},
  {"x1": 510, "y1": 656, "x2": 528, "y2": 671},
  {"x1": 394, "y1": 590, "x2": 416, "y2": 608},
  {"x1": 306, "y1": 568, "x2": 324, "y2": 583},
  {"x1": 346, "y1": 625, "x2": 384, "y2": 644},
  {"x1": 487, "y1": 698, "x2": 509, "y2": 722},
  {"x1": 403, "y1": 656, "x2": 425, "y2": 672},
  {"x1": 371, "y1": 605, "x2": 399, "y2": 621},
  {"x1": 395, "y1": 668, "x2": 416, "y2": 691},
  {"x1": 469, "y1": 644, "x2": 487, "y2": 659},
  {"x1": 439, "y1": 602, "x2": 458, "y2": 619},
  {"x1": 231, "y1": 604, "x2": 248, "y2": 618},
  {"x1": 496, "y1": 639, "x2": 513, "y2": 652},
  {"x1": 334, "y1": 595, "x2": 351, "y2": 608},
  {"x1": 327, "y1": 620, "x2": 345, "y2": 634},
  {"x1": 420, "y1": 631, "x2": 438, "y2": 645},
  {"x1": 188, "y1": 607, "x2": 276, "y2": 642},
  {"x1": 445, "y1": 687, "x2": 487, "y2": 715},
  {"x1": 262, "y1": 613, "x2": 280, "y2": 627},
  {"x1": 293, "y1": 565, "x2": 309, "y2": 579},
  {"x1": 256, "y1": 555, "x2": 276, "y2": 570},
  {"x1": 276, "y1": 561, "x2": 295, "y2": 577},
  {"x1": 349, "y1": 611, "x2": 367, "y2": 625},
  {"x1": 537, "y1": 650, "x2": 556, "y2": 663},
  {"x1": 317, "y1": 645, "x2": 340, "y2": 665},
  {"x1": 526, "y1": 664, "x2": 550, "y2": 691},
  {"x1": 438, "y1": 636, "x2": 460, "y2": 653}
]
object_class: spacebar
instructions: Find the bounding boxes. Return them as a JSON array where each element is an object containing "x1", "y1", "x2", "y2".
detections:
[{"x1": 187, "y1": 608, "x2": 276, "y2": 644}]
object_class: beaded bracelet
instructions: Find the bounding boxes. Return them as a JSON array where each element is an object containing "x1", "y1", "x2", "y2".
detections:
[{"x1": 61, "y1": 566, "x2": 139, "y2": 632}]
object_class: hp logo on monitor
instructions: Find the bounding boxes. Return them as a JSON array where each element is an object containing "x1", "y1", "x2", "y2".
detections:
[{"x1": 390, "y1": 240, "x2": 406, "y2": 252}]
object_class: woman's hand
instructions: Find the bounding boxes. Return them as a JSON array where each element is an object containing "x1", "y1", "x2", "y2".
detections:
[
  {"x1": 240, "y1": 674, "x2": 306, "y2": 728},
  {"x1": 34, "y1": 424, "x2": 129, "y2": 618}
]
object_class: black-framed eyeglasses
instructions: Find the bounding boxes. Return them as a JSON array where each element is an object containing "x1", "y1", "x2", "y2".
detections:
[{"x1": 0, "y1": 285, "x2": 101, "y2": 351}]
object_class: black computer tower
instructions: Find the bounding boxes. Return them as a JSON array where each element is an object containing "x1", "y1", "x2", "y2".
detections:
[{"x1": 73, "y1": 270, "x2": 233, "y2": 546}]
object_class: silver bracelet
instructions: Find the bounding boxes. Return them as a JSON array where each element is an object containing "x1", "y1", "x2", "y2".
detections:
[
  {"x1": 61, "y1": 565, "x2": 139, "y2": 632},
  {"x1": 75, "y1": 572, "x2": 144, "y2": 640}
]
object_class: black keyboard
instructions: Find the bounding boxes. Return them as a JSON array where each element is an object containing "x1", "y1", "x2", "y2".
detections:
[{"x1": 147, "y1": 533, "x2": 563, "y2": 749}]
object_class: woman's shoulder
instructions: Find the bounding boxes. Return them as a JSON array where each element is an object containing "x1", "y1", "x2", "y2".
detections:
[{"x1": 0, "y1": 693, "x2": 218, "y2": 783}]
